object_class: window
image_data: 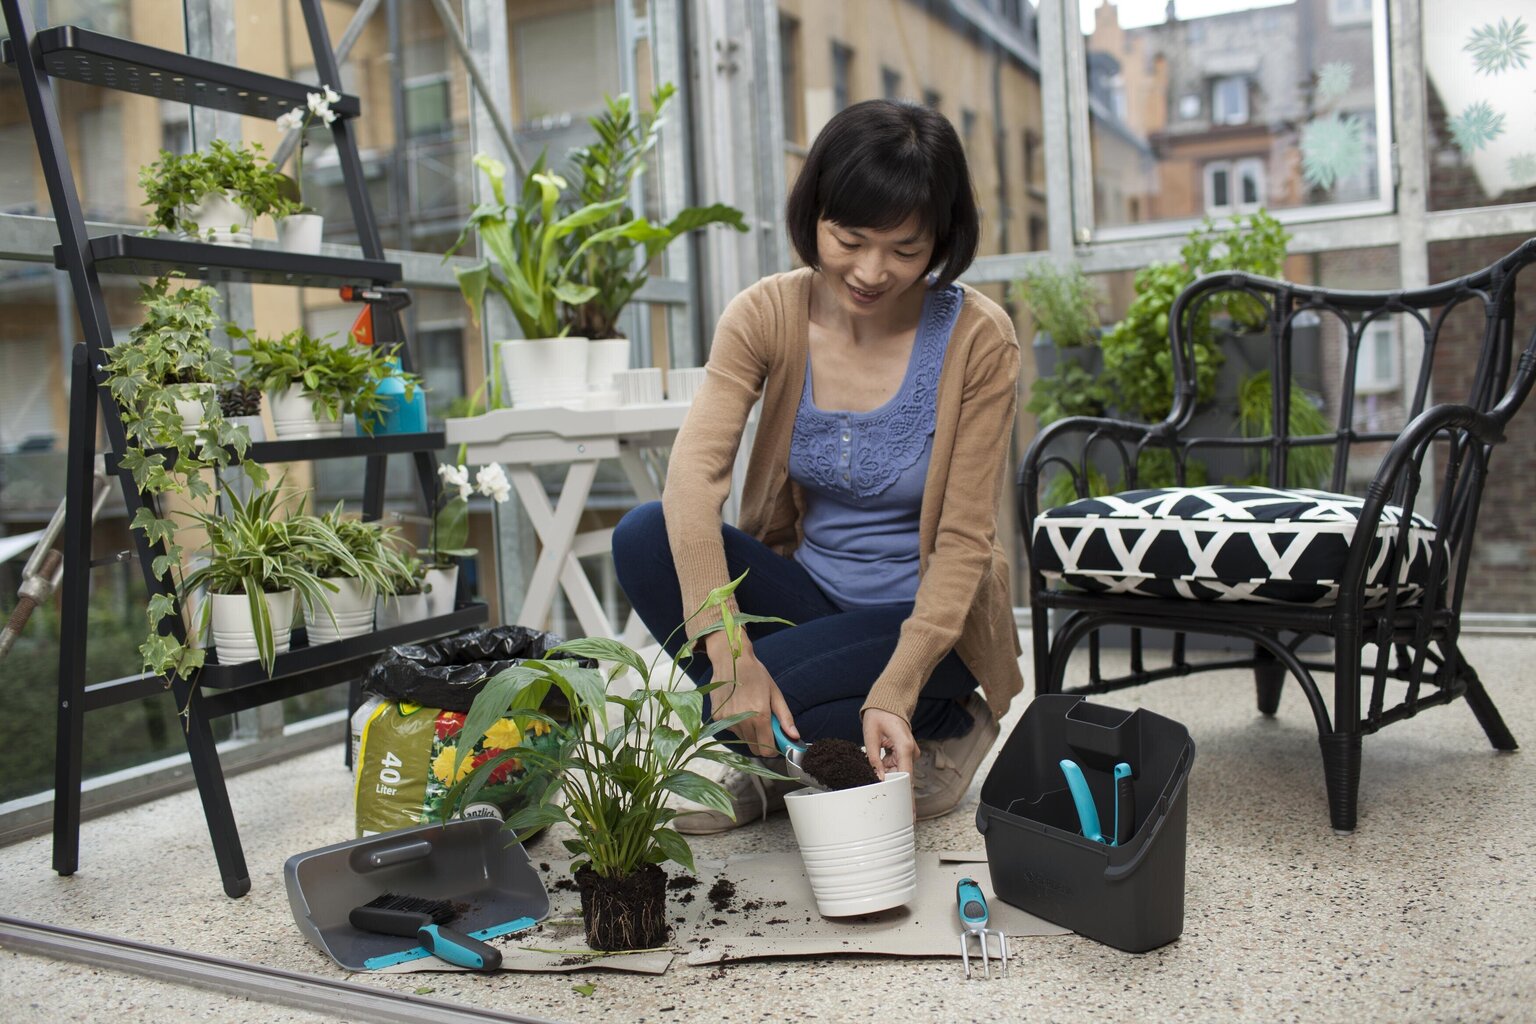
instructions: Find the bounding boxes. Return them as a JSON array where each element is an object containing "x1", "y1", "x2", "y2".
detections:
[
  {"x1": 882, "y1": 66, "x2": 903, "y2": 101},
  {"x1": 404, "y1": 74, "x2": 452, "y2": 139},
  {"x1": 923, "y1": 88, "x2": 942, "y2": 110},
  {"x1": 1329, "y1": 0, "x2": 1372, "y2": 27},
  {"x1": 780, "y1": 14, "x2": 803, "y2": 145},
  {"x1": 1178, "y1": 94, "x2": 1201, "y2": 120},
  {"x1": 1028, "y1": 215, "x2": 1047, "y2": 252},
  {"x1": 1353, "y1": 317, "x2": 1401, "y2": 395},
  {"x1": 1211, "y1": 76, "x2": 1249, "y2": 125},
  {"x1": 1022, "y1": 129, "x2": 1041, "y2": 190},
  {"x1": 960, "y1": 108, "x2": 977, "y2": 153},
  {"x1": 832, "y1": 42, "x2": 854, "y2": 112},
  {"x1": 1204, "y1": 157, "x2": 1265, "y2": 214}
]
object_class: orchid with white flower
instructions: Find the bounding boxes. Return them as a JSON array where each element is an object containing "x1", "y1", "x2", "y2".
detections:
[
  {"x1": 427, "y1": 461, "x2": 511, "y2": 566},
  {"x1": 273, "y1": 83, "x2": 341, "y2": 213}
]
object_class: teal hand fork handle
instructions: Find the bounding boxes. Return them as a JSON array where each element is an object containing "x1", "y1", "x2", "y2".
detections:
[
  {"x1": 1113, "y1": 762, "x2": 1134, "y2": 846},
  {"x1": 956, "y1": 877, "x2": 1009, "y2": 979},
  {"x1": 1059, "y1": 759, "x2": 1105, "y2": 843}
]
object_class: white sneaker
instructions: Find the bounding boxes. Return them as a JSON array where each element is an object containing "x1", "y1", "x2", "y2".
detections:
[
  {"x1": 670, "y1": 757, "x2": 798, "y2": 835},
  {"x1": 912, "y1": 692, "x2": 1000, "y2": 820}
]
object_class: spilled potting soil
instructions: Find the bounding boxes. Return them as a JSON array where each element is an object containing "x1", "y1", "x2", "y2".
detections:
[{"x1": 801, "y1": 738, "x2": 879, "y2": 790}]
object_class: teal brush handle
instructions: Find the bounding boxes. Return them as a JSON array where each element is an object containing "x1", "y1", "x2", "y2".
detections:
[
  {"x1": 1059, "y1": 759, "x2": 1104, "y2": 843},
  {"x1": 417, "y1": 924, "x2": 503, "y2": 971}
]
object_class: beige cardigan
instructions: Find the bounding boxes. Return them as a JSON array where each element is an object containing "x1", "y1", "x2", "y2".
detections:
[{"x1": 662, "y1": 267, "x2": 1024, "y2": 724}]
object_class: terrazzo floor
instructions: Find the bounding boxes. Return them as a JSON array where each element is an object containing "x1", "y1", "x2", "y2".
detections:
[{"x1": 2, "y1": 634, "x2": 1533, "y2": 1023}]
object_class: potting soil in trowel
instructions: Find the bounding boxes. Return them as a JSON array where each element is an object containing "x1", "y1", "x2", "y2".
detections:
[{"x1": 683, "y1": 852, "x2": 1067, "y2": 965}]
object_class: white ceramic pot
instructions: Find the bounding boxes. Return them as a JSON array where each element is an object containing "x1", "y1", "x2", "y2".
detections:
[
  {"x1": 784, "y1": 771, "x2": 917, "y2": 917},
  {"x1": 499, "y1": 337, "x2": 589, "y2": 409},
  {"x1": 276, "y1": 212, "x2": 324, "y2": 254},
  {"x1": 586, "y1": 338, "x2": 632, "y2": 392},
  {"x1": 375, "y1": 591, "x2": 429, "y2": 631},
  {"x1": 268, "y1": 383, "x2": 343, "y2": 439},
  {"x1": 423, "y1": 565, "x2": 459, "y2": 618},
  {"x1": 208, "y1": 589, "x2": 295, "y2": 666},
  {"x1": 172, "y1": 383, "x2": 215, "y2": 434},
  {"x1": 184, "y1": 191, "x2": 253, "y2": 247},
  {"x1": 228, "y1": 414, "x2": 265, "y2": 443},
  {"x1": 304, "y1": 576, "x2": 375, "y2": 644}
]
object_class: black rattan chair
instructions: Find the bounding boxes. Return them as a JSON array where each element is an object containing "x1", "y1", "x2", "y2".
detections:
[{"x1": 1018, "y1": 239, "x2": 1535, "y2": 832}]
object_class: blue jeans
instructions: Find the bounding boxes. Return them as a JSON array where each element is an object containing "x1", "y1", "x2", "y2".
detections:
[{"x1": 611, "y1": 501, "x2": 977, "y2": 743}]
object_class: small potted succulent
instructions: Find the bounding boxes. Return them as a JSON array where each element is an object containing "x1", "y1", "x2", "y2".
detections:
[
  {"x1": 231, "y1": 326, "x2": 416, "y2": 440},
  {"x1": 272, "y1": 85, "x2": 341, "y2": 253},
  {"x1": 296, "y1": 503, "x2": 401, "y2": 644},
  {"x1": 446, "y1": 572, "x2": 789, "y2": 951},
  {"x1": 139, "y1": 139, "x2": 295, "y2": 247},
  {"x1": 420, "y1": 462, "x2": 511, "y2": 617},
  {"x1": 375, "y1": 549, "x2": 432, "y2": 630}
]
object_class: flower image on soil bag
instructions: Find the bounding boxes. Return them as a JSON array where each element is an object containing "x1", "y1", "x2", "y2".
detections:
[{"x1": 354, "y1": 700, "x2": 559, "y2": 837}]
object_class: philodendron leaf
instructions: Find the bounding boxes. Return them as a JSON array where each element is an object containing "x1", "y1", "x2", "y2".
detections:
[
  {"x1": 649, "y1": 826, "x2": 695, "y2": 875},
  {"x1": 553, "y1": 636, "x2": 648, "y2": 680},
  {"x1": 660, "y1": 770, "x2": 734, "y2": 818}
]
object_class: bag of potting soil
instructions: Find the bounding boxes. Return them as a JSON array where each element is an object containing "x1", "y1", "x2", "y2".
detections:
[
  {"x1": 352, "y1": 698, "x2": 560, "y2": 837},
  {"x1": 362, "y1": 625, "x2": 585, "y2": 712}
]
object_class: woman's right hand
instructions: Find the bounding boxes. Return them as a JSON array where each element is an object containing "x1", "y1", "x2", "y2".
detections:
[{"x1": 704, "y1": 630, "x2": 798, "y2": 758}]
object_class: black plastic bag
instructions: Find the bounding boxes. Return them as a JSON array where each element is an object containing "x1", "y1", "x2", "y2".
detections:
[{"x1": 363, "y1": 625, "x2": 590, "y2": 712}]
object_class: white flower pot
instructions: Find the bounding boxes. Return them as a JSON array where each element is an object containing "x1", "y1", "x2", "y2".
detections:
[
  {"x1": 276, "y1": 212, "x2": 324, "y2": 254},
  {"x1": 784, "y1": 771, "x2": 917, "y2": 917},
  {"x1": 586, "y1": 338, "x2": 632, "y2": 392},
  {"x1": 228, "y1": 414, "x2": 265, "y2": 443},
  {"x1": 375, "y1": 591, "x2": 429, "y2": 631},
  {"x1": 499, "y1": 337, "x2": 589, "y2": 409},
  {"x1": 304, "y1": 576, "x2": 375, "y2": 644},
  {"x1": 208, "y1": 589, "x2": 295, "y2": 666},
  {"x1": 268, "y1": 383, "x2": 343, "y2": 439},
  {"x1": 423, "y1": 565, "x2": 459, "y2": 617},
  {"x1": 183, "y1": 191, "x2": 253, "y2": 247},
  {"x1": 615, "y1": 367, "x2": 664, "y2": 406},
  {"x1": 172, "y1": 384, "x2": 215, "y2": 434}
]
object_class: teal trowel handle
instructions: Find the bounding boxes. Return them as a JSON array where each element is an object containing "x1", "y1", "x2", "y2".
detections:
[
  {"x1": 771, "y1": 715, "x2": 806, "y2": 756},
  {"x1": 1059, "y1": 759, "x2": 1104, "y2": 843}
]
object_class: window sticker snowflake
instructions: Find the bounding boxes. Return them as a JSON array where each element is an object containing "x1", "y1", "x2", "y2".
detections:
[
  {"x1": 1449, "y1": 100, "x2": 1507, "y2": 153},
  {"x1": 1464, "y1": 17, "x2": 1530, "y2": 75},
  {"x1": 1316, "y1": 62, "x2": 1353, "y2": 104},
  {"x1": 1510, "y1": 153, "x2": 1536, "y2": 187},
  {"x1": 1300, "y1": 113, "x2": 1367, "y2": 190}
]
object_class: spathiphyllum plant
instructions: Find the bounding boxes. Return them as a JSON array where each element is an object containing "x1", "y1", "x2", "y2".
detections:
[{"x1": 231, "y1": 325, "x2": 419, "y2": 430}]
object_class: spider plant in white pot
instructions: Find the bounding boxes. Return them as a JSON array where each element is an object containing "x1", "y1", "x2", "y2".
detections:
[{"x1": 297, "y1": 503, "x2": 402, "y2": 644}]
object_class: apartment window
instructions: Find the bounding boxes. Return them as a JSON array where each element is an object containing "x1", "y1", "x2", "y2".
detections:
[
  {"x1": 1354, "y1": 318, "x2": 1401, "y2": 395},
  {"x1": 1028, "y1": 215, "x2": 1047, "y2": 252},
  {"x1": 923, "y1": 88, "x2": 942, "y2": 111},
  {"x1": 1178, "y1": 93, "x2": 1201, "y2": 120},
  {"x1": 1329, "y1": 0, "x2": 1372, "y2": 26},
  {"x1": 960, "y1": 108, "x2": 977, "y2": 153},
  {"x1": 832, "y1": 42, "x2": 854, "y2": 112},
  {"x1": 882, "y1": 66, "x2": 903, "y2": 101},
  {"x1": 1204, "y1": 157, "x2": 1265, "y2": 213},
  {"x1": 1212, "y1": 76, "x2": 1250, "y2": 126},
  {"x1": 1022, "y1": 128, "x2": 1041, "y2": 190},
  {"x1": 780, "y1": 14, "x2": 803, "y2": 145},
  {"x1": 404, "y1": 74, "x2": 453, "y2": 139}
]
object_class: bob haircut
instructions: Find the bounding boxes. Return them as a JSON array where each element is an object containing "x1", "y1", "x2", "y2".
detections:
[{"x1": 786, "y1": 99, "x2": 980, "y2": 289}]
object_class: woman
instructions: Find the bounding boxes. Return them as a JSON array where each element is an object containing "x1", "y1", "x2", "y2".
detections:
[{"x1": 612, "y1": 98, "x2": 1022, "y2": 833}]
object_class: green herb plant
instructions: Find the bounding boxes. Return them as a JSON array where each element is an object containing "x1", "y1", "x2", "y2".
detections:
[
  {"x1": 140, "y1": 139, "x2": 298, "y2": 239},
  {"x1": 446, "y1": 572, "x2": 790, "y2": 897},
  {"x1": 1236, "y1": 370, "x2": 1335, "y2": 488},
  {"x1": 1011, "y1": 260, "x2": 1102, "y2": 349},
  {"x1": 296, "y1": 502, "x2": 403, "y2": 594},
  {"x1": 231, "y1": 326, "x2": 418, "y2": 431},
  {"x1": 102, "y1": 276, "x2": 267, "y2": 679}
]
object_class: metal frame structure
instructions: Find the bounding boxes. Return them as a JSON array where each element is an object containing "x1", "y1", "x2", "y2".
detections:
[
  {"x1": 1, "y1": 0, "x2": 487, "y2": 897},
  {"x1": 1017, "y1": 239, "x2": 1534, "y2": 832}
]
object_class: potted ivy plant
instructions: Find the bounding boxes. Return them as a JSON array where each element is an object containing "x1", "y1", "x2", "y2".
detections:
[
  {"x1": 139, "y1": 139, "x2": 295, "y2": 247},
  {"x1": 272, "y1": 86, "x2": 341, "y2": 253},
  {"x1": 445, "y1": 572, "x2": 790, "y2": 952},
  {"x1": 231, "y1": 326, "x2": 417, "y2": 439},
  {"x1": 559, "y1": 84, "x2": 748, "y2": 391},
  {"x1": 296, "y1": 503, "x2": 401, "y2": 644}
]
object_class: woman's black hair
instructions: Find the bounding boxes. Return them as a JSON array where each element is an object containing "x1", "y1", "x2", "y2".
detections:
[{"x1": 786, "y1": 99, "x2": 979, "y2": 288}]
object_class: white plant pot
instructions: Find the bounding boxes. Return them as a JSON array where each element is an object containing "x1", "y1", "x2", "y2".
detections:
[
  {"x1": 304, "y1": 576, "x2": 376, "y2": 644},
  {"x1": 586, "y1": 338, "x2": 632, "y2": 392},
  {"x1": 375, "y1": 591, "x2": 429, "y2": 631},
  {"x1": 268, "y1": 383, "x2": 343, "y2": 439},
  {"x1": 276, "y1": 212, "x2": 324, "y2": 254},
  {"x1": 784, "y1": 771, "x2": 916, "y2": 917},
  {"x1": 208, "y1": 589, "x2": 295, "y2": 666},
  {"x1": 228, "y1": 413, "x2": 265, "y2": 443},
  {"x1": 172, "y1": 384, "x2": 216, "y2": 434},
  {"x1": 183, "y1": 191, "x2": 253, "y2": 247},
  {"x1": 499, "y1": 337, "x2": 589, "y2": 409},
  {"x1": 423, "y1": 565, "x2": 459, "y2": 617}
]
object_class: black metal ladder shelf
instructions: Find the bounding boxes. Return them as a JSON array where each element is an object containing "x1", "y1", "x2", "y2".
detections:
[{"x1": 3, "y1": 0, "x2": 486, "y2": 898}]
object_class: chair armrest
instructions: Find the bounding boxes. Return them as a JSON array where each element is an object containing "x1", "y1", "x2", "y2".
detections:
[{"x1": 1017, "y1": 413, "x2": 1176, "y2": 528}]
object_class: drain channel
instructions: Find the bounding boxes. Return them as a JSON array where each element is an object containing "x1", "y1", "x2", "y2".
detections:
[{"x1": 0, "y1": 915, "x2": 557, "y2": 1024}]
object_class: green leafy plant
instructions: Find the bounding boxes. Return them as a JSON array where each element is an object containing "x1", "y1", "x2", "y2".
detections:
[
  {"x1": 295, "y1": 502, "x2": 402, "y2": 595},
  {"x1": 102, "y1": 277, "x2": 267, "y2": 679},
  {"x1": 1025, "y1": 361, "x2": 1109, "y2": 426},
  {"x1": 1236, "y1": 370, "x2": 1335, "y2": 488},
  {"x1": 379, "y1": 546, "x2": 432, "y2": 597},
  {"x1": 179, "y1": 488, "x2": 343, "y2": 675},
  {"x1": 217, "y1": 380, "x2": 264, "y2": 418},
  {"x1": 139, "y1": 139, "x2": 297, "y2": 238},
  {"x1": 231, "y1": 326, "x2": 418, "y2": 431},
  {"x1": 560, "y1": 84, "x2": 749, "y2": 339},
  {"x1": 1011, "y1": 261, "x2": 1102, "y2": 349},
  {"x1": 445, "y1": 573, "x2": 789, "y2": 938}
]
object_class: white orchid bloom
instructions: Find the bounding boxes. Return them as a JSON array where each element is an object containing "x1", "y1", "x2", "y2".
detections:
[
  {"x1": 276, "y1": 108, "x2": 305, "y2": 131},
  {"x1": 323, "y1": 85, "x2": 340, "y2": 105},
  {"x1": 306, "y1": 91, "x2": 328, "y2": 115},
  {"x1": 475, "y1": 463, "x2": 511, "y2": 503},
  {"x1": 321, "y1": 108, "x2": 337, "y2": 125},
  {"x1": 438, "y1": 463, "x2": 473, "y2": 501}
]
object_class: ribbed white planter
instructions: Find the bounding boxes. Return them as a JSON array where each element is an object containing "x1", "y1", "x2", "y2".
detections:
[
  {"x1": 423, "y1": 565, "x2": 459, "y2": 617},
  {"x1": 268, "y1": 383, "x2": 343, "y2": 440},
  {"x1": 276, "y1": 213, "x2": 324, "y2": 254},
  {"x1": 183, "y1": 192, "x2": 253, "y2": 247},
  {"x1": 500, "y1": 337, "x2": 589, "y2": 409},
  {"x1": 172, "y1": 384, "x2": 216, "y2": 434},
  {"x1": 586, "y1": 338, "x2": 632, "y2": 392},
  {"x1": 784, "y1": 771, "x2": 917, "y2": 917},
  {"x1": 375, "y1": 591, "x2": 429, "y2": 631},
  {"x1": 208, "y1": 589, "x2": 295, "y2": 665},
  {"x1": 304, "y1": 577, "x2": 375, "y2": 644}
]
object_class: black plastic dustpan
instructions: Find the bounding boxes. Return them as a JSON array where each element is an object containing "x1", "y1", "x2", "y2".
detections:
[{"x1": 284, "y1": 817, "x2": 549, "y2": 971}]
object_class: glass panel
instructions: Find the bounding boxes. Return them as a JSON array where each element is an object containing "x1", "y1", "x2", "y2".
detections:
[
  {"x1": 1087, "y1": 0, "x2": 1387, "y2": 229},
  {"x1": 1423, "y1": 1, "x2": 1536, "y2": 210}
]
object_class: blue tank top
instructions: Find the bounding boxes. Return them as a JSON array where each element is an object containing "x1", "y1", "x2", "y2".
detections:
[{"x1": 787, "y1": 282, "x2": 962, "y2": 608}]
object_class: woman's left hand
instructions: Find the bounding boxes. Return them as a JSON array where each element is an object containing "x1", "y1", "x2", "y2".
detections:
[{"x1": 861, "y1": 709, "x2": 918, "y2": 780}]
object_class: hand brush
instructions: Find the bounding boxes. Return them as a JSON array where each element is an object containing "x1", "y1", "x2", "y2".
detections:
[{"x1": 349, "y1": 892, "x2": 503, "y2": 971}]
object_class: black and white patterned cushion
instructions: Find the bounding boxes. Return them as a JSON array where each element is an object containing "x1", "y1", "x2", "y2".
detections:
[{"x1": 1031, "y1": 485, "x2": 1438, "y2": 607}]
